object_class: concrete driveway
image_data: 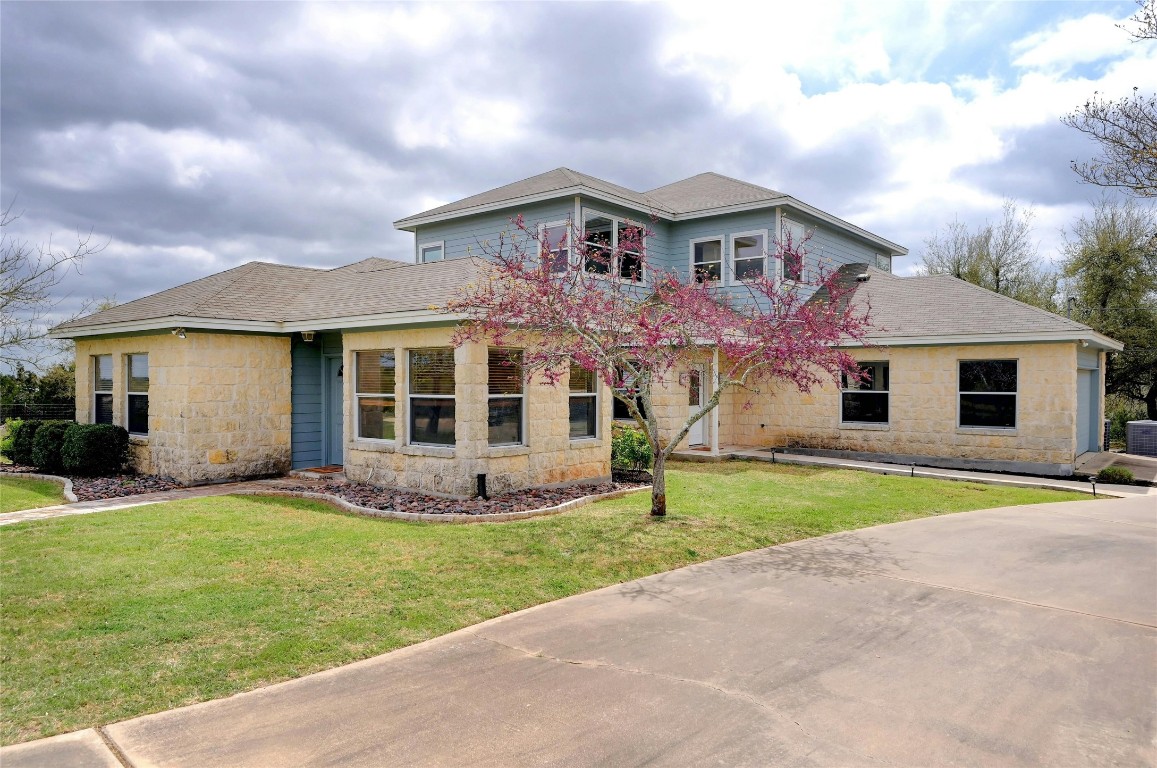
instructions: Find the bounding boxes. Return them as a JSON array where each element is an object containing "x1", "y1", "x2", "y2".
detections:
[{"x1": 5, "y1": 495, "x2": 1155, "y2": 767}]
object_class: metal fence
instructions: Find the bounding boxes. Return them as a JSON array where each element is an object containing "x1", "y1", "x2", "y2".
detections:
[{"x1": 0, "y1": 403, "x2": 76, "y2": 422}]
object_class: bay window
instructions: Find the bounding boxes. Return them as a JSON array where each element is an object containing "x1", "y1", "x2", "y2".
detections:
[{"x1": 356, "y1": 350, "x2": 396, "y2": 441}]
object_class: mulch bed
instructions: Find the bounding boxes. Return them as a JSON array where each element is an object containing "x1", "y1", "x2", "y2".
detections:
[
  {"x1": 0, "y1": 464, "x2": 181, "y2": 501},
  {"x1": 278, "y1": 479, "x2": 649, "y2": 516}
]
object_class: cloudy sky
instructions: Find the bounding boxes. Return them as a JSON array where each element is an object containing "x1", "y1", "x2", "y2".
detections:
[{"x1": 3, "y1": 0, "x2": 1155, "y2": 329}]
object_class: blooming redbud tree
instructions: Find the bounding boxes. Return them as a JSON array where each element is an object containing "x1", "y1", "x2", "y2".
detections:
[{"x1": 445, "y1": 216, "x2": 874, "y2": 517}]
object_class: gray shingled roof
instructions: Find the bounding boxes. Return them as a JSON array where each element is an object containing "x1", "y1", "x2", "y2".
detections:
[
  {"x1": 52, "y1": 257, "x2": 484, "y2": 332},
  {"x1": 394, "y1": 168, "x2": 665, "y2": 227},
  {"x1": 822, "y1": 264, "x2": 1095, "y2": 339},
  {"x1": 645, "y1": 172, "x2": 783, "y2": 215}
]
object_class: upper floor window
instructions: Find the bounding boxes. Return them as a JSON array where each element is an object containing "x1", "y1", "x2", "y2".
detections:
[
  {"x1": 731, "y1": 230, "x2": 767, "y2": 282},
  {"x1": 419, "y1": 242, "x2": 444, "y2": 263},
  {"x1": 875, "y1": 253, "x2": 891, "y2": 272},
  {"x1": 841, "y1": 361, "x2": 889, "y2": 424},
  {"x1": 540, "y1": 222, "x2": 570, "y2": 273},
  {"x1": 690, "y1": 237, "x2": 722, "y2": 283},
  {"x1": 356, "y1": 350, "x2": 396, "y2": 441},
  {"x1": 94, "y1": 355, "x2": 113, "y2": 425},
  {"x1": 582, "y1": 211, "x2": 644, "y2": 281},
  {"x1": 409, "y1": 348, "x2": 456, "y2": 446},
  {"x1": 959, "y1": 360, "x2": 1017, "y2": 429},
  {"x1": 126, "y1": 354, "x2": 149, "y2": 435},
  {"x1": 780, "y1": 219, "x2": 806, "y2": 282}
]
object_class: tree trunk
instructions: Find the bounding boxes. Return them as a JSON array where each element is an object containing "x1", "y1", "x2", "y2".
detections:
[
  {"x1": 650, "y1": 450, "x2": 667, "y2": 517},
  {"x1": 1146, "y1": 378, "x2": 1157, "y2": 421}
]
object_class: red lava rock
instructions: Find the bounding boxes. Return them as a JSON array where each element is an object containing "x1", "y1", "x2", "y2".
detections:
[
  {"x1": 1, "y1": 464, "x2": 181, "y2": 501},
  {"x1": 278, "y1": 480, "x2": 648, "y2": 516}
]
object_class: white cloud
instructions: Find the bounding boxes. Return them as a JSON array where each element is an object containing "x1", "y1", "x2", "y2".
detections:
[{"x1": 1011, "y1": 12, "x2": 1127, "y2": 72}]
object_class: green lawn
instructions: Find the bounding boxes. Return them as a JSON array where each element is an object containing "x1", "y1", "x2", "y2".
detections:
[
  {"x1": 0, "y1": 476, "x2": 66, "y2": 514},
  {"x1": 0, "y1": 462, "x2": 1090, "y2": 744}
]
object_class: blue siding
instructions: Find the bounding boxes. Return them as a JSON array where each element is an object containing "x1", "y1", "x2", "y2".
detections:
[
  {"x1": 291, "y1": 338, "x2": 323, "y2": 469},
  {"x1": 413, "y1": 200, "x2": 577, "y2": 263}
]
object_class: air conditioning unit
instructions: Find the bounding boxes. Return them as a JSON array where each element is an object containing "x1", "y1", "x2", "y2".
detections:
[{"x1": 1125, "y1": 420, "x2": 1157, "y2": 457}]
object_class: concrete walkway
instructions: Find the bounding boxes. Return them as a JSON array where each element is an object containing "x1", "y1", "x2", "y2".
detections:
[{"x1": 4, "y1": 494, "x2": 1154, "y2": 767}]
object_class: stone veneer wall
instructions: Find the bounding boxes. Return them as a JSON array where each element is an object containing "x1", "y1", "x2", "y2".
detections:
[
  {"x1": 712, "y1": 342, "x2": 1082, "y2": 471},
  {"x1": 75, "y1": 332, "x2": 292, "y2": 484},
  {"x1": 343, "y1": 326, "x2": 613, "y2": 497}
]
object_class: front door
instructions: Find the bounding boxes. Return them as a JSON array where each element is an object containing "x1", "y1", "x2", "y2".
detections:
[
  {"x1": 688, "y1": 368, "x2": 705, "y2": 446},
  {"x1": 325, "y1": 356, "x2": 344, "y2": 466}
]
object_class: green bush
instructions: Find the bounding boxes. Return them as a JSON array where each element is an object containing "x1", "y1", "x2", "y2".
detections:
[
  {"x1": 0, "y1": 417, "x2": 23, "y2": 461},
  {"x1": 1095, "y1": 465, "x2": 1135, "y2": 485},
  {"x1": 61, "y1": 423, "x2": 130, "y2": 476},
  {"x1": 31, "y1": 420, "x2": 75, "y2": 472},
  {"x1": 5, "y1": 419, "x2": 42, "y2": 466},
  {"x1": 611, "y1": 423, "x2": 653, "y2": 471},
  {"x1": 1106, "y1": 395, "x2": 1146, "y2": 445}
]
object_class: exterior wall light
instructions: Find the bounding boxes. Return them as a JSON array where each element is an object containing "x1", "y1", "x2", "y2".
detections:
[
  {"x1": 301, "y1": 331, "x2": 316, "y2": 342},
  {"x1": 171, "y1": 327, "x2": 186, "y2": 339}
]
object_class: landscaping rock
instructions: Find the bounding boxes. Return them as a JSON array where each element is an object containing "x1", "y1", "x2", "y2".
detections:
[
  {"x1": 1, "y1": 464, "x2": 181, "y2": 501},
  {"x1": 278, "y1": 480, "x2": 648, "y2": 516}
]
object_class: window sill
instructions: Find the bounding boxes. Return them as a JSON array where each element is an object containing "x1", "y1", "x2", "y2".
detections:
[
  {"x1": 487, "y1": 445, "x2": 530, "y2": 458},
  {"x1": 839, "y1": 422, "x2": 889, "y2": 431},
  {"x1": 351, "y1": 439, "x2": 396, "y2": 454},
  {"x1": 399, "y1": 444, "x2": 455, "y2": 458},
  {"x1": 569, "y1": 437, "x2": 601, "y2": 446},
  {"x1": 956, "y1": 427, "x2": 1017, "y2": 437},
  {"x1": 129, "y1": 435, "x2": 149, "y2": 445}
]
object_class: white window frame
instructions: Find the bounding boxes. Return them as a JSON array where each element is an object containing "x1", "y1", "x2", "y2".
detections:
[
  {"x1": 354, "y1": 349, "x2": 397, "y2": 443},
  {"x1": 125, "y1": 353, "x2": 149, "y2": 436},
  {"x1": 689, "y1": 236, "x2": 724, "y2": 285},
  {"x1": 538, "y1": 220, "x2": 572, "y2": 272},
  {"x1": 581, "y1": 208, "x2": 647, "y2": 282},
  {"x1": 779, "y1": 218, "x2": 807, "y2": 283},
  {"x1": 407, "y1": 348, "x2": 457, "y2": 447},
  {"x1": 875, "y1": 253, "x2": 891, "y2": 273},
  {"x1": 93, "y1": 354, "x2": 113, "y2": 425},
  {"x1": 418, "y1": 241, "x2": 445, "y2": 264},
  {"x1": 568, "y1": 362, "x2": 599, "y2": 441},
  {"x1": 730, "y1": 229, "x2": 769, "y2": 284},
  {"x1": 957, "y1": 359, "x2": 1018, "y2": 431},
  {"x1": 487, "y1": 348, "x2": 526, "y2": 447},
  {"x1": 839, "y1": 361, "x2": 890, "y2": 426}
]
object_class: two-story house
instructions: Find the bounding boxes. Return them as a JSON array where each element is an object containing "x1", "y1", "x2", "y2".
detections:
[{"x1": 50, "y1": 168, "x2": 1121, "y2": 493}]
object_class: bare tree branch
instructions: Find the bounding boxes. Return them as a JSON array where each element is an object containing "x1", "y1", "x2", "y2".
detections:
[{"x1": 1, "y1": 201, "x2": 107, "y2": 371}]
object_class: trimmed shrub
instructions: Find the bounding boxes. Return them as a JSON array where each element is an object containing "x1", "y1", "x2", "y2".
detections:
[
  {"x1": 611, "y1": 423, "x2": 653, "y2": 471},
  {"x1": 1095, "y1": 465, "x2": 1135, "y2": 485},
  {"x1": 0, "y1": 418, "x2": 23, "y2": 461},
  {"x1": 31, "y1": 420, "x2": 74, "y2": 472},
  {"x1": 61, "y1": 423, "x2": 130, "y2": 476},
  {"x1": 6, "y1": 419, "x2": 43, "y2": 466}
]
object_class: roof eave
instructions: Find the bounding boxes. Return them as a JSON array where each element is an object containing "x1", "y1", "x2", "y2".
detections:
[
  {"x1": 48, "y1": 308, "x2": 459, "y2": 339},
  {"x1": 843, "y1": 329, "x2": 1124, "y2": 350}
]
